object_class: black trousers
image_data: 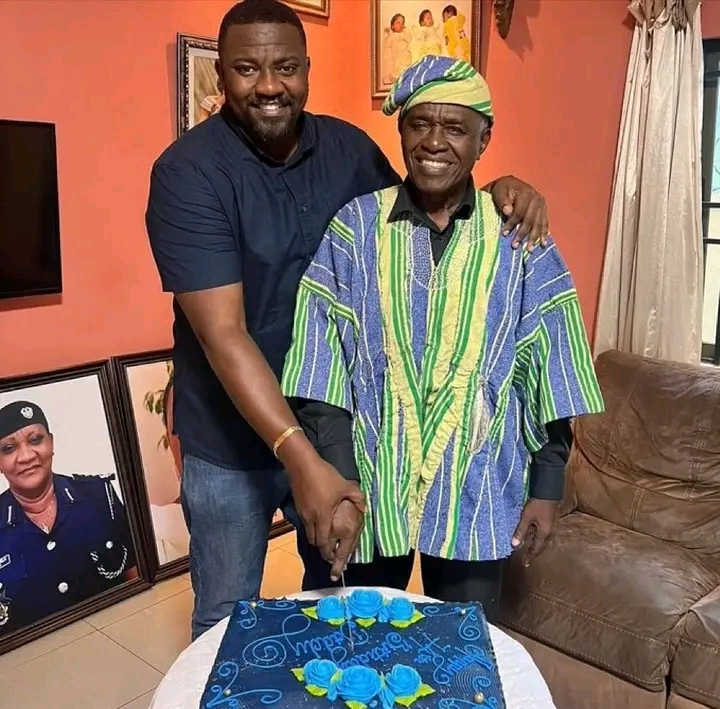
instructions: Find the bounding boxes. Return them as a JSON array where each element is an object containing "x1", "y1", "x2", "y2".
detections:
[{"x1": 298, "y1": 540, "x2": 504, "y2": 624}]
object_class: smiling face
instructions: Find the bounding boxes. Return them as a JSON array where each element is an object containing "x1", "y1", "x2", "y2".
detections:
[
  {"x1": 391, "y1": 14, "x2": 405, "y2": 32},
  {"x1": 0, "y1": 424, "x2": 54, "y2": 497},
  {"x1": 216, "y1": 22, "x2": 309, "y2": 159},
  {"x1": 401, "y1": 103, "x2": 491, "y2": 197}
]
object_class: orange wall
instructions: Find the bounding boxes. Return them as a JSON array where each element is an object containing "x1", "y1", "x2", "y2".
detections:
[
  {"x1": 0, "y1": 0, "x2": 636, "y2": 378},
  {"x1": 705, "y1": 0, "x2": 720, "y2": 37}
]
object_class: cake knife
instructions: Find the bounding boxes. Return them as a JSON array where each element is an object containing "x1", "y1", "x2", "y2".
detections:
[
  {"x1": 340, "y1": 571, "x2": 355, "y2": 654},
  {"x1": 335, "y1": 543, "x2": 355, "y2": 654}
]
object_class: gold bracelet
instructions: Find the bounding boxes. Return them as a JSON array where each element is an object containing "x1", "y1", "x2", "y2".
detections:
[{"x1": 272, "y1": 426, "x2": 302, "y2": 458}]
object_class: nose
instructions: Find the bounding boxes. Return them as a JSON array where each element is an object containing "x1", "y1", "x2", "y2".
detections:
[
  {"x1": 421, "y1": 125, "x2": 447, "y2": 154},
  {"x1": 16, "y1": 442, "x2": 36, "y2": 464},
  {"x1": 255, "y1": 68, "x2": 284, "y2": 98}
]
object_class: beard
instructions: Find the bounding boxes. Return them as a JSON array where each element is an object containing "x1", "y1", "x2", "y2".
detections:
[
  {"x1": 248, "y1": 112, "x2": 295, "y2": 143},
  {"x1": 240, "y1": 94, "x2": 304, "y2": 147}
]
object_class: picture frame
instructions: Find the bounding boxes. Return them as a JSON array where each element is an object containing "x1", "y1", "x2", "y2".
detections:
[
  {"x1": 109, "y1": 350, "x2": 188, "y2": 582},
  {"x1": 110, "y1": 351, "x2": 293, "y2": 582},
  {"x1": 370, "y1": 0, "x2": 481, "y2": 98},
  {"x1": 0, "y1": 362, "x2": 152, "y2": 656},
  {"x1": 176, "y1": 33, "x2": 222, "y2": 137},
  {"x1": 284, "y1": 0, "x2": 330, "y2": 18}
]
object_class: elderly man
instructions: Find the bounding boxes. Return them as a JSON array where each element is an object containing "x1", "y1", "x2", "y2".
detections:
[{"x1": 282, "y1": 56, "x2": 604, "y2": 621}]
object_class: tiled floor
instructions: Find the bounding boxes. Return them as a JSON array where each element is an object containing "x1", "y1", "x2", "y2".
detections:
[{"x1": 0, "y1": 532, "x2": 423, "y2": 709}]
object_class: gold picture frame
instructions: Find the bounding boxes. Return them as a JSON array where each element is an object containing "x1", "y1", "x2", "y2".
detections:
[
  {"x1": 371, "y1": 0, "x2": 481, "y2": 99},
  {"x1": 285, "y1": 0, "x2": 330, "y2": 19}
]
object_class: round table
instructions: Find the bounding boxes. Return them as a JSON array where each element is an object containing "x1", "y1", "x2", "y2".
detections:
[{"x1": 149, "y1": 587, "x2": 556, "y2": 709}]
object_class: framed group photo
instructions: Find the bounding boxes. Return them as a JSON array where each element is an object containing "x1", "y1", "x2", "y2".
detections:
[
  {"x1": 371, "y1": 0, "x2": 481, "y2": 98},
  {"x1": 0, "y1": 363, "x2": 151, "y2": 655}
]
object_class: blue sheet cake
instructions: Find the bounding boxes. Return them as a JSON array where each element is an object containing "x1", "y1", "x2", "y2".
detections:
[{"x1": 200, "y1": 589, "x2": 506, "y2": 709}]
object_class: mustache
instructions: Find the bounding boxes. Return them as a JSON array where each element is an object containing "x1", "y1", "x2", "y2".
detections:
[{"x1": 250, "y1": 97, "x2": 293, "y2": 108}]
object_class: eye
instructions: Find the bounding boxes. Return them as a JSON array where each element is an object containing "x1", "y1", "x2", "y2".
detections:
[
  {"x1": 277, "y1": 64, "x2": 298, "y2": 76},
  {"x1": 0, "y1": 444, "x2": 15, "y2": 455},
  {"x1": 235, "y1": 65, "x2": 257, "y2": 77},
  {"x1": 28, "y1": 434, "x2": 44, "y2": 446},
  {"x1": 444, "y1": 126, "x2": 465, "y2": 136}
]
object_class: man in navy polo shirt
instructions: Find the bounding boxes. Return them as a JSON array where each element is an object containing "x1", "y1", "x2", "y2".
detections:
[{"x1": 146, "y1": 0, "x2": 551, "y2": 640}]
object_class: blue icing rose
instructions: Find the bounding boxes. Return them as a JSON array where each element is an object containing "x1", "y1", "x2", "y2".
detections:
[
  {"x1": 316, "y1": 596, "x2": 345, "y2": 623},
  {"x1": 385, "y1": 665, "x2": 422, "y2": 698},
  {"x1": 303, "y1": 659, "x2": 339, "y2": 690},
  {"x1": 386, "y1": 597, "x2": 415, "y2": 623},
  {"x1": 336, "y1": 666, "x2": 383, "y2": 705},
  {"x1": 346, "y1": 589, "x2": 385, "y2": 620}
]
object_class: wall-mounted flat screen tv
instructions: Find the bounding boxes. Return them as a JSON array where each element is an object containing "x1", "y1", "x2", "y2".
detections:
[{"x1": 0, "y1": 119, "x2": 62, "y2": 300}]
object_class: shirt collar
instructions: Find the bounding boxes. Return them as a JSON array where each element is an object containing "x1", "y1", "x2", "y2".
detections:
[
  {"x1": 387, "y1": 178, "x2": 476, "y2": 230},
  {"x1": 220, "y1": 105, "x2": 315, "y2": 166},
  {"x1": 0, "y1": 475, "x2": 81, "y2": 530}
]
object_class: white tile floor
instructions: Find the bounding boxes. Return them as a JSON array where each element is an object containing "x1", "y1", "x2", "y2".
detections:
[{"x1": 0, "y1": 532, "x2": 422, "y2": 709}]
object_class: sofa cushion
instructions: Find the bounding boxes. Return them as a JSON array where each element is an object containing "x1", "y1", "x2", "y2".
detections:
[
  {"x1": 569, "y1": 350, "x2": 720, "y2": 559},
  {"x1": 499, "y1": 512, "x2": 720, "y2": 691},
  {"x1": 671, "y1": 586, "x2": 720, "y2": 709}
]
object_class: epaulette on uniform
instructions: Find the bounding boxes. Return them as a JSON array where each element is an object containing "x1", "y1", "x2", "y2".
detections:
[{"x1": 67, "y1": 473, "x2": 117, "y2": 484}]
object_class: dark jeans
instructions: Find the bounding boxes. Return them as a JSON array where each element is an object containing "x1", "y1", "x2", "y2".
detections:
[
  {"x1": 180, "y1": 454, "x2": 331, "y2": 640},
  {"x1": 303, "y1": 545, "x2": 504, "y2": 624}
]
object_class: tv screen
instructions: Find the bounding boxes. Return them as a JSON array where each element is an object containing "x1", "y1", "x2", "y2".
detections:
[{"x1": 0, "y1": 119, "x2": 62, "y2": 300}]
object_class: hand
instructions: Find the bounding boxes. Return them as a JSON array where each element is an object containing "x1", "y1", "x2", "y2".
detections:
[
  {"x1": 289, "y1": 456, "x2": 366, "y2": 565},
  {"x1": 329, "y1": 496, "x2": 365, "y2": 581},
  {"x1": 511, "y1": 498, "x2": 559, "y2": 567},
  {"x1": 488, "y1": 176, "x2": 549, "y2": 251}
]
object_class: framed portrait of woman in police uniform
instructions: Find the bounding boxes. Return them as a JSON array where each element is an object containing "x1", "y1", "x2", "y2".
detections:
[
  {"x1": 110, "y1": 350, "x2": 293, "y2": 583},
  {"x1": 0, "y1": 362, "x2": 152, "y2": 655}
]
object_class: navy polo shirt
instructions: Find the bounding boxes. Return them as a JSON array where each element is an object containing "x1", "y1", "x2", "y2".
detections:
[{"x1": 146, "y1": 109, "x2": 400, "y2": 471}]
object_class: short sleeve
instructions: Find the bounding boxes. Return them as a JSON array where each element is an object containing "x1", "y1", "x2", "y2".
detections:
[
  {"x1": 514, "y1": 239, "x2": 605, "y2": 452},
  {"x1": 281, "y1": 202, "x2": 359, "y2": 413},
  {"x1": 145, "y1": 160, "x2": 241, "y2": 294}
]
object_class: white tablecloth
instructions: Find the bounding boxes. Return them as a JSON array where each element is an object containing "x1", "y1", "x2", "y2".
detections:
[{"x1": 149, "y1": 587, "x2": 556, "y2": 709}]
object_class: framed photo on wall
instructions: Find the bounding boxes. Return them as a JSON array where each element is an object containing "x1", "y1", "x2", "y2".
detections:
[
  {"x1": 284, "y1": 0, "x2": 330, "y2": 18},
  {"x1": 0, "y1": 363, "x2": 151, "y2": 655},
  {"x1": 371, "y1": 0, "x2": 481, "y2": 98},
  {"x1": 177, "y1": 33, "x2": 222, "y2": 137}
]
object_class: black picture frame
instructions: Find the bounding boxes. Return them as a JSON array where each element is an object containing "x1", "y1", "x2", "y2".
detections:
[
  {"x1": 108, "y1": 350, "x2": 187, "y2": 583},
  {"x1": 0, "y1": 362, "x2": 153, "y2": 656},
  {"x1": 176, "y1": 33, "x2": 221, "y2": 137},
  {"x1": 110, "y1": 350, "x2": 293, "y2": 583}
]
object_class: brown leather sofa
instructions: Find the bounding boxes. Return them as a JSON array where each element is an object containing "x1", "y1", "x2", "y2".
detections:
[{"x1": 499, "y1": 349, "x2": 720, "y2": 709}]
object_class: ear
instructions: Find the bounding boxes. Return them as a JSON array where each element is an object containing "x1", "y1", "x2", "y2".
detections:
[
  {"x1": 307, "y1": 56, "x2": 312, "y2": 71},
  {"x1": 476, "y1": 128, "x2": 492, "y2": 160}
]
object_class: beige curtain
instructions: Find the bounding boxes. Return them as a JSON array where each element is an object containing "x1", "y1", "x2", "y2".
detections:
[{"x1": 594, "y1": 0, "x2": 704, "y2": 363}]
